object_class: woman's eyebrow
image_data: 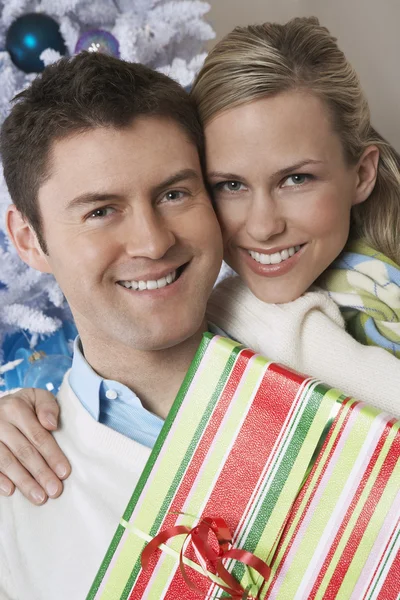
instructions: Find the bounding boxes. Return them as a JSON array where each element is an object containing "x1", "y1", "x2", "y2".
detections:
[
  {"x1": 273, "y1": 159, "x2": 324, "y2": 179},
  {"x1": 208, "y1": 160, "x2": 324, "y2": 182},
  {"x1": 207, "y1": 171, "x2": 244, "y2": 180}
]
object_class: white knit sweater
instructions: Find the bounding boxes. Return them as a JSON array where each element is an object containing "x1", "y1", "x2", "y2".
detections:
[
  {"x1": 207, "y1": 277, "x2": 400, "y2": 415},
  {"x1": 0, "y1": 380, "x2": 151, "y2": 600}
]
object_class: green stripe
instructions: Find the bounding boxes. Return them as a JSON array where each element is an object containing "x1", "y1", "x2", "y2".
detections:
[
  {"x1": 212, "y1": 380, "x2": 324, "y2": 599},
  {"x1": 258, "y1": 389, "x2": 341, "y2": 564},
  {"x1": 337, "y1": 422, "x2": 400, "y2": 599},
  {"x1": 212, "y1": 387, "x2": 342, "y2": 599},
  {"x1": 366, "y1": 522, "x2": 400, "y2": 599},
  {"x1": 273, "y1": 402, "x2": 371, "y2": 599},
  {"x1": 100, "y1": 336, "x2": 241, "y2": 599},
  {"x1": 263, "y1": 400, "x2": 354, "y2": 598},
  {"x1": 228, "y1": 383, "x2": 333, "y2": 590},
  {"x1": 87, "y1": 332, "x2": 218, "y2": 599},
  {"x1": 86, "y1": 525, "x2": 126, "y2": 600},
  {"x1": 317, "y1": 407, "x2": 393, "y2": 596},
  {"x1": 119, "y1": 338, "x2": 242, "y2": 599},
  {"x1": 146, "y1": 354, "x2": 269, "y2": 598}
]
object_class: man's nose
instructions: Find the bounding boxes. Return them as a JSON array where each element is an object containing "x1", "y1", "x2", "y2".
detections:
[
  {"x1": 124, "y1": 206, "x2": 176, "y2": 260},
  {"x1": 245, "y1": 191, "x2": 286, "y2": 242}
]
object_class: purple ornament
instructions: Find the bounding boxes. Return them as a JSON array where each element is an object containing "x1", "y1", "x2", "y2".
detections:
[{"x1": 75, "y1": 29, "x2": 120, "y2": 58}]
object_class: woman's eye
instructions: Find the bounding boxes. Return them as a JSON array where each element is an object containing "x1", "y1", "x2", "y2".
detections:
[
  {"x1": 215, "y1": 181, "x2": 246, "y2": 193},
  {"x1": 88, "y1": 206, "x2": 115, "y2": 219},
  {"x1": 282, "y1": 174, "x2": 310, "y2": 187}
]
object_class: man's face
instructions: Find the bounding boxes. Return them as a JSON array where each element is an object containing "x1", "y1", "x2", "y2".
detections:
[{"x1": 33, "y1": 118, "x2": 223, "y2": 351}]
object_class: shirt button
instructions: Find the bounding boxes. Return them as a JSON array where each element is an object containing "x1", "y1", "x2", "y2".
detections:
[{"x1": 105, "y1": 389, "x2": 118, "y2": 400}]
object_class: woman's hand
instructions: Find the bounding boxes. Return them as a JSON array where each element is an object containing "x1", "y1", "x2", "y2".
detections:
[{"x1": 0, "y1": 388, "x2": 71, "y2": 504}]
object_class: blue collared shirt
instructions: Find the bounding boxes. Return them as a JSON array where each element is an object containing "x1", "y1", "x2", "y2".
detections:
[{"x1": 69, "y1": 324, "x2": 227, "y2": 449}]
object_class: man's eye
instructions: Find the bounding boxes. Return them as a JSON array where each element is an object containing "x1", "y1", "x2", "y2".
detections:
[
  {"x1": 88, "y1": 207, "x2": 115, "y2": 219},
  {"x1": 215, "y1": 181, "x2": 246, "y2": 193},
  {"x1": 162, "y1": 190, "x2": 186, "y2": 202},
  {"x1": 282, "y1": 174, "x2": 311, "y2": 187}
]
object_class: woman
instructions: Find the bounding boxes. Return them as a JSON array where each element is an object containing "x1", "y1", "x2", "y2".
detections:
[
  {"x1": 192, "y1": 16, "x2": 400, "y2": 356},
  {"x1": 0, "y1": 17, "x2": 399, "y2": 503},
  {"x1": 193, "y1": 17, "x2": 400, "y2": 408}
]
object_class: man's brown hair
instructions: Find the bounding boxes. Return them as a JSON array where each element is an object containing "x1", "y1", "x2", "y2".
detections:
[{"x1": 1, "y1": 51, "x2": 204, "y2": 252}]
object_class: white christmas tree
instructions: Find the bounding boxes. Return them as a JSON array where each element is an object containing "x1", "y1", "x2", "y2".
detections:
[{"x1": 0, "y1": 0, "x2": 214, "y2": 367}]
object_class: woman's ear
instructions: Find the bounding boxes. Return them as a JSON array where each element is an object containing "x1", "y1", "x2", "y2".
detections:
[
  {"x1": 353, "y1": 145, "x2": 380, "y2": 206},
  {"x1": 6, "y1": 205, "x2": 52, "y2": 273}
]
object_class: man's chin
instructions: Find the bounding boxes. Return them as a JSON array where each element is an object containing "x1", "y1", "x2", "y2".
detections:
[
  {"x1": 140, "y1": 329, "x2": 206, "y2": 353},
  {"x1": 131, "y1": 314, "x2": 208, "y2": 353}
]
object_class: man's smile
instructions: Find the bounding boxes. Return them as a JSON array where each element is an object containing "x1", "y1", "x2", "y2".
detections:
[{"x1": 116, "y1": 262, "x2": 189, "y2": 291}]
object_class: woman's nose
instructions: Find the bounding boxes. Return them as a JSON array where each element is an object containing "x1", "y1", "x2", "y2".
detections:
[{"x1": 245, "y1": 192, "x2": 286, "y2": 242}]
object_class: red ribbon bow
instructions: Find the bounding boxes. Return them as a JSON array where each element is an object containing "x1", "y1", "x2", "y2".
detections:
[{"x1": 141, "y1": 515, "x2": 271, "y2": 599}]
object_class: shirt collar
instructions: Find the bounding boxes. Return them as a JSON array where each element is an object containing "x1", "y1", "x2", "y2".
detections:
[
  {"x1": 68, "y1": 325, "x2": 230, "y2": 421},
  {"x1": 69, "y1": 336, "x2": 142, "y2": 420}
]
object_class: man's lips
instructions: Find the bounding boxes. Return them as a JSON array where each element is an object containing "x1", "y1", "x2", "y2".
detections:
[
  {"x1": 116, "y1": 262, "x2": 189, "y2": 291},
  {"x1": 116, "y1": 263, "x2": 186, "y2": 283}
]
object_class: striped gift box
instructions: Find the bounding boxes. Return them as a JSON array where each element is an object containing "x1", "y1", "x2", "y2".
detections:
[{"x1": 87, "y1": 334, "x2": 400, "y2": 600}]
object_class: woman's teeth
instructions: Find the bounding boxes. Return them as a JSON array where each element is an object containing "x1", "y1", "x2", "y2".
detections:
[
  {"x1": 248, "y1": 246, "x2": 301, "y2": 265},
  {"x1": 119, "y1": 270, "x2": 177, "y2": 291}
]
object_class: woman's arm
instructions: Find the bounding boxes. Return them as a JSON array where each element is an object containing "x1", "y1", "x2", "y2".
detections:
[
  {"x1": 1, "y1": 276, "x2": 398, "y2": 506},
  {"x1": 0, "y1": 388, "x2": 71, "y2": 503}
]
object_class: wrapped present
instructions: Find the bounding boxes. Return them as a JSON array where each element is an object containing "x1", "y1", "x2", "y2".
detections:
[{"x1": 87, "y1": 334, "x2": 400, "y2": 600}]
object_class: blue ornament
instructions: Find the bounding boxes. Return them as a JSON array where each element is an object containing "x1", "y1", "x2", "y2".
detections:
[
  {"x1": 75, "y1": 29, "x2": 120, "y2": 58},
  {"x1": 6, "y1": 13, "x2": 67, "y2": 73},
  {"x1": 23, "y1": 351, "x2": 72, "y2": 394}
]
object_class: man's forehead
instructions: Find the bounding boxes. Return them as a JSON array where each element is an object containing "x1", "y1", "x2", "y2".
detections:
[{"x1": 40, "y1": 122, "x2": 204, "y2": 206}]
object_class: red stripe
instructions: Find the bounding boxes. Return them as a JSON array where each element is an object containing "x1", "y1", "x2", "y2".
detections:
[
  {"x1": 264, "y1": 399, "x2": 355, "y2": 598},
  {"x1": 375, "y1": 536, "x2": 400, "y2": 600},
  {"x1": 128, "y1": 349, "x2": 255, "y2": 599},
  {"x1": 363, "y1": 515, "x2": 400, "y2": 600},
  {"x1": 309, "y1": 416, "x2": 395, "y2": 599},
  {"x1": 164, "y1": 362, "x2": 307, "y2": 600},
  {"x1": 323, "y1": 419, "x2": 400, "y2": 598},
  {"x1": 231, "y1": 363, "x2": 312, "y2": 546}
]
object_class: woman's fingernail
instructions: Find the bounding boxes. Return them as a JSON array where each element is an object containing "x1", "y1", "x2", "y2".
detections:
[
  {"x1": 46, "y1": 481, "x2": 59, "y2": 497},
  {"x1": 0, "y1": 483, "x2": 12, "y2": 496},
  {"x1": 45, "y1": 414, "x2": 57, "y2": 428},
  {"x1": 30, "y1": 489, "x2": 46, "y2": 504},
  {"x1": 56, "y1": 464, "x2": 67, "y2": 478}
]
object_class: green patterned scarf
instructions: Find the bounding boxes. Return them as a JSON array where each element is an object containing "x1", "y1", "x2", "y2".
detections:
[{"x1": 319, "y1": 239, "x2": 400, "y2": 358}]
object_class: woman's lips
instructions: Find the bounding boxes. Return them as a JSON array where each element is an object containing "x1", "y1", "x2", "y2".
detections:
[{"x1": 240, "y1": 244, "x2": 306, "y2": 277}]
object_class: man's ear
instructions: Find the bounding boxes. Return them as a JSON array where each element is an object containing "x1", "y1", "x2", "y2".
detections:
[
  {"x1": 352, "y1": 145, "x2": 380, "y2": 206},
  {"x1": 6, "y1": 205, "x2": 52, "y2": 273}
]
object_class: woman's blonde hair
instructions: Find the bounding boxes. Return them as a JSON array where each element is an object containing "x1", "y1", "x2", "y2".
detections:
[{"x1": 191, "y1": 17, "x2": 400, "y2": 264}]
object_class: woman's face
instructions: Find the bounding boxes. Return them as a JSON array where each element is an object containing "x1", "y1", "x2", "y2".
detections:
[{"x1": 205, "y1": 91, "x2": 364, "y2": 303}]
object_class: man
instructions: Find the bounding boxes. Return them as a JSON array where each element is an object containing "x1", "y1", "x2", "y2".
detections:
[{"x1": 0, "y1": 51, "x2": 223, "y2": 599}]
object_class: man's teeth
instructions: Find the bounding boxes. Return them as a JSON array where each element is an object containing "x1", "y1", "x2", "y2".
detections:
[
  {"x1": 119, "y1": 270, "x2": 177, "y2": 291},
  {"x1": 248, "y1": 246, "x2": 301, "y2": 265}
]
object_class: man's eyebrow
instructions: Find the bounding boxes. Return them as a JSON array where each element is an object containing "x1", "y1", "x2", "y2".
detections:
[
  {"x1": 152, "y1": 169, "x2": 201, "y2": 195},
  {"x1": 208, "y1": 160, "x2": 324, "y2": 181},
  {"x1": 67, "y1": 169, "x2": 201, "y2": 210},
  {"x1": 66, "y1": 192, "x2": 123, "y2": 211}
]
